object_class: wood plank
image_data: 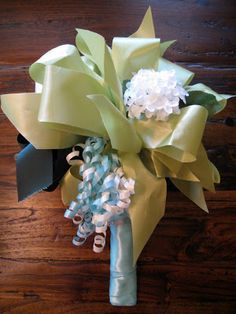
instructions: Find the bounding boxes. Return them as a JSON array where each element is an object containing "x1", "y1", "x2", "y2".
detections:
[
  {"x1": 0, "y1": 190, "x2": 235, "y2": 261},
  {"x1": 0, "y1": 192, "x2": 236, "y2": 313},
  {"x1": 0, "y1": 0, "x2": 236, "y2": 65}
]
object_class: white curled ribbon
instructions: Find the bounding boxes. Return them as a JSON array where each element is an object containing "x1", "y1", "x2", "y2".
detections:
[{"x1": 64, "y1": 137, "x2": 135, "y2": 253}]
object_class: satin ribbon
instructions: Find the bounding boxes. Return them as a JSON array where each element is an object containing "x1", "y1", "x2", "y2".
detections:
[
  {"x1": 15, "y1": 130, "x2": 74, "y2": 199},
  {"x1": 110, "y1": 215, "x2": 137, "y2": 306},
  {"x1": 16, "y1": 144, "x2": 53, "y2": 201}
]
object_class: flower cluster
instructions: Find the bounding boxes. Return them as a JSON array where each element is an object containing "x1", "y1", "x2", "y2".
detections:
[{"x1": 124, "y1": 69, "x2": 188, "y2": 121}]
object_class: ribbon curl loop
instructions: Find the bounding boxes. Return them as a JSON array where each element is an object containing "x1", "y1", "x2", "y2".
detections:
[{"x1": 64, "y1": 137, "x2": 135, "y2": 253}]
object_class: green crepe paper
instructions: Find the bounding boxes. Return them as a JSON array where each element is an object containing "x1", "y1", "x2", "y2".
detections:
[{"x1": 186, "y1": 83, "x2": 234, "y2": 116}]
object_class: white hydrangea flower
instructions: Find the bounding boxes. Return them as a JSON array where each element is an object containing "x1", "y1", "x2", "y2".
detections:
[{"x1": 124, "y1": 69, "x2": 188, "y2": 121}]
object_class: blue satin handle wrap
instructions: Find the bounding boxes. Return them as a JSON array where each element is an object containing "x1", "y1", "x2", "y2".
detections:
[{"x1": 109, "y1": 215, "x2": 137, "y2": 306}]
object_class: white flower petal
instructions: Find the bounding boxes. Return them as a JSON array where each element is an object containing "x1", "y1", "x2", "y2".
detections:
[{"x1": 124, "y1": 69, "x2": 188, "y2": 121}]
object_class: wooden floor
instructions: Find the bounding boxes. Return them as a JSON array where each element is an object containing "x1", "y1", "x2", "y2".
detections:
[{"x1": 0, "y1": 1, "x2": 236, "y2": 313}]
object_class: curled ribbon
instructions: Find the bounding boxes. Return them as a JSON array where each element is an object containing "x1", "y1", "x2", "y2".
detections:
[{"x1": 64, "y1": 137, "x2": 135, "y2": 253}]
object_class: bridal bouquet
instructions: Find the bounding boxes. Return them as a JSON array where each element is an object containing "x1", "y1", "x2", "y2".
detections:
[{"x1": 1, "y1": 7, "x2": 233, "y2": 306}]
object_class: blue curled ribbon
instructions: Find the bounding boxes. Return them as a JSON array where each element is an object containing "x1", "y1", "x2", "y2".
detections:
[{"x1": 64, "y1": 137, "x2": 135, "y2": 252}]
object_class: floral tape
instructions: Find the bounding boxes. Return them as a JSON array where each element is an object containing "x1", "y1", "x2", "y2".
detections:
[{"x1": 64, "y1": 137, "x2": 135, "y2": 253}]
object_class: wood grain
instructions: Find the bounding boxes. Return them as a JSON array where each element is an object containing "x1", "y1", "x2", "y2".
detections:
[{"x1": 0, "y1": 0, "x2": 236, "y2": 313}]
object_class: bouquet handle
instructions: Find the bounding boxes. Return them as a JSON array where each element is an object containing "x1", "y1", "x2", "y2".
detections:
[{"x1": 109, "y1": 215, "x2": 137, "y2": 306}]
